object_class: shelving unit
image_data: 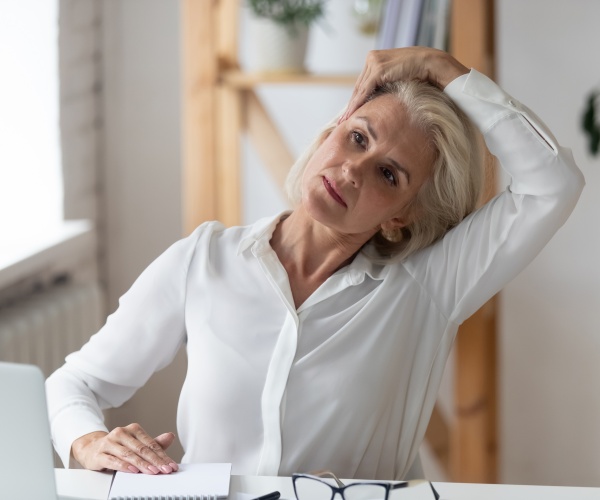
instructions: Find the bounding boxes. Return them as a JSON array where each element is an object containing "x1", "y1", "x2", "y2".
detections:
[
  {"x1": 182, "y1": 0, "x2": 496, "y2": 483},
  {"x1": 222, "y1": 71, "x2": 358, "y2": 88}
]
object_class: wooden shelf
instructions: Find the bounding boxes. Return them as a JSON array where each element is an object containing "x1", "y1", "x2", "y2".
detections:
[{"x1": 221, "y1": 70, "x2": 358, "y2": 88}]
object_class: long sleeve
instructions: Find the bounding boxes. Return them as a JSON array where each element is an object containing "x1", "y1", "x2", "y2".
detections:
[
  {"x1": 46, "y1": 225, "x2": 204, "y2": 468},
  {"x1": 405, "y1": 69, "x2": 585, "y2": 323}
]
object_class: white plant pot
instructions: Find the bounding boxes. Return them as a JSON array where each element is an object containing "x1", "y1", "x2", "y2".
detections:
[{"x1": 248, "y1": 17, "x2": 309, "y2": 73}]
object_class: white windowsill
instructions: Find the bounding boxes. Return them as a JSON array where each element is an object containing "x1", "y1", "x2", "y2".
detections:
[{"x1": 0, "y1": 220, "x2": 96, "y2": 291}]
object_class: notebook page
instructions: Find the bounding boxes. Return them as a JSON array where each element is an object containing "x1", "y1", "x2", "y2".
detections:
[{"x1": 109, "y1": 463, "x2": 231, "y2": 499}]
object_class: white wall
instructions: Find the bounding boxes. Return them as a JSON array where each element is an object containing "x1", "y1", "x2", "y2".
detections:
[
  {"x1": 497, "y1": 0, "x2": 600, "y2": 487},
  {"x1": 100, "y1": 0, "x2": 186, "y2": 460}
]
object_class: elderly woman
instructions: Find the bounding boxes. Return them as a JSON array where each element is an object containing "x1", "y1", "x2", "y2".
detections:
[{"x1": 46, "y1": 48, "x2": 584, "y2": 480}]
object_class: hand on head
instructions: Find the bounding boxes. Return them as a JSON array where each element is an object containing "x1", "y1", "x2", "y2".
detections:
[
  {"x1": 71, "y1": 423, "x2": 179, "y2": 474},
  {"x1": 340, "y1": 47, "x2": 469, "y2": 122}
]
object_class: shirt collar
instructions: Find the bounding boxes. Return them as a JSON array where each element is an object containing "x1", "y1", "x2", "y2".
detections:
[
  {"x1": 236, "y1": 211, "x2": 290, "y2": 256},
  {"x1": 236, "y1": 211, "x2": 388, "y2": 282}
]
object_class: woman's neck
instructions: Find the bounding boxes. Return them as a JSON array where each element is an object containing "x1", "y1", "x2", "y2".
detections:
[{"x1": 270, "y1": 208, "x2": 373, "y2": 308}]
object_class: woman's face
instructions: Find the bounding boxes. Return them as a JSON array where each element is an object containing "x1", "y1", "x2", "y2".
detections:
[{"x1": 301, "y1": 94, "x2": 435, "y2": 240}]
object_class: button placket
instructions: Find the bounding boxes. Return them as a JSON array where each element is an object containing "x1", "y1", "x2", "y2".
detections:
[
  {"x1": 256, "y1": 311, "x2": 298, "y2": 475},
  {"x1": 253, "y1": 245, "x2": 300, "y2": 475}
]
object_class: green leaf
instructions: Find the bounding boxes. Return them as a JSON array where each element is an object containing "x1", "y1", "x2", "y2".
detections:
[
  {"x1": 582, "y1": 91, "x2": 600, "y2": 157},
  {"x1": 247, "y1": 0, "x2": 326, "y2": 26}
]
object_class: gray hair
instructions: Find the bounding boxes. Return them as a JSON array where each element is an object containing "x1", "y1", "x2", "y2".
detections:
[{"x1": 284, "y1": 79, "x2": 484, "y2": 262}]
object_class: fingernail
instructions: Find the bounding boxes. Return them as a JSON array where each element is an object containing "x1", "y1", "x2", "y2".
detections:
[
  {"x1": 128, "y1": 465, "x2": 140, "y2": 473},
  {"x1": 169, "y1": 462, "x2": 179, "y2": 471},
  {"x1": 160, "y1": 465, "x2": 173, "y2": 474},
  {"x1": 148, "y1": 465, "x2": 160, "y2": 474}
]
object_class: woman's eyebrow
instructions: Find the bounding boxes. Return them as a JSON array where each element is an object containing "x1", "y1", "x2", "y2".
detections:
[
  {"x1": 356, "y1": 116, "x2": 378, "y2": 140},
  {"x1": 388, "y1": 157, "x2": 411, "y2": 183}
]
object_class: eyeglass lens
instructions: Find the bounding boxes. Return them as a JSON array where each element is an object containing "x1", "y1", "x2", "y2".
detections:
[
  {"x1": 294, "y1": 477, "x2": 389, "y2": 500},
  {"x1": 342, "y1": 483, "x2": 389, "y2": 500}
]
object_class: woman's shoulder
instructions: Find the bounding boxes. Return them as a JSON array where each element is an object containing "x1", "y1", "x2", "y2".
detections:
[{"x1": 185, "y1": 212, "x2": 287, "y2": 255}]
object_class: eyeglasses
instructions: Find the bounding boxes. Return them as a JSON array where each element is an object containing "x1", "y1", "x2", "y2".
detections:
[{"x1": 292, "y1": 471, "x2": 440, "y2": 500}]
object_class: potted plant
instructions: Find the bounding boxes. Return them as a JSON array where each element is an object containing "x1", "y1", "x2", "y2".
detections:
[{"x1": 246, "y1": 0, "x2": 326, "y2": 73}]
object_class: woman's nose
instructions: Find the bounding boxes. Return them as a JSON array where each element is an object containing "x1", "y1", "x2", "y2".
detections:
[{"x1": 342, "y1": 159, "x2": 365, "y2": 186}]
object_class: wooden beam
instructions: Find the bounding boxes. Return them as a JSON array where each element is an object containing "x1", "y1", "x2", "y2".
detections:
[
  {"x1": 216, "y1": 0, "x2": 239, "y2": 70},
  {"x1": 181, "y1": 0, "x2": 218, "y2": 234},
  {"x1": 222, "y1": 70, "x2": 359, "y2": 88},
  {"x1": 216, "y1": 85, "x2": 243, "y2": 226},
  {"x1": 425, "y1": 405, "x2": 451, "y2": 473},
  {"x1": 214, "y1": 0, "x2": 243, "y2": 227},
  {"x1": 450, "y1": 0, "x2": 495, "y2": 77},
  {"x1": 451, "y1": 299, "x2": 497, "y2": 482},
  {"x1": 448, "y1": 0, "x2": 497, "y2": 484},
  {"x1": 245, "y1": 90, "x2": 296, "y2": 192},
  {"x1": 486, "y1": 296, "x2": 499, "y2": 484}
]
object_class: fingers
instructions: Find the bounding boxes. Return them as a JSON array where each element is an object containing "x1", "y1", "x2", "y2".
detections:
[
  {"x1": 112, "y1": 423, "x2": 179, "y2": 474},
  {"x1": 340, "y1": 48, "x2": 468, "y2": 123},
  {"x1": 340, "y1": 57, "x2": 378, "y2": 123},
  {"x1": 154, "y1": 432, "x2": 176, "y2": 450},
  {"x1": 72, "y1": 424, "x2": 179, "y2": 475},
  {"x1": 341, "y1": 49, "x2": 407, "y2": 122}
]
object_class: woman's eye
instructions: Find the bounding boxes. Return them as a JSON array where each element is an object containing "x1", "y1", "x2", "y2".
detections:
[
  {"x1": 380, "y1": 166, "x2": 397, "y2": 186},
  {"x1": 352, "y1": 131, "x2": 366, "y2": 148}
]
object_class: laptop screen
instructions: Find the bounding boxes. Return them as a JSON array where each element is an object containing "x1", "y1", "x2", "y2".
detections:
[{"x1": 0, "y1": 361, "x2": 58, "y2": 500}]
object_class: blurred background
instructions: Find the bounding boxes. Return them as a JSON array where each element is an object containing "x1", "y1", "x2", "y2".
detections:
[{"x1": 1, "y1": 0, "x2": 599, "y2": 487}]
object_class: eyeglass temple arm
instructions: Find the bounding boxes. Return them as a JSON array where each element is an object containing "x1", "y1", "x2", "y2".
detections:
[
  {"x1": 308, "y1": 470, "x2": 346, "y2": 488},
  {"x1": 308, "y1": 470, "x2": 439, "y2": 499}
]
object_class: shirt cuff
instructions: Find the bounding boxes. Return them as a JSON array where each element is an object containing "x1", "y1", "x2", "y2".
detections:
[
  {"x1": 50, "y1": 403, "x2": 108, "y2": 469},
  {"x1": 444, "y1": 69, "x2": 517, "y2": 133}
]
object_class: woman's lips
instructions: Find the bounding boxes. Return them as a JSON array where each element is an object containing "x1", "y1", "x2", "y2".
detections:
[{"x1": 323, "y1": 177, "x2": 347, "y2": 207}]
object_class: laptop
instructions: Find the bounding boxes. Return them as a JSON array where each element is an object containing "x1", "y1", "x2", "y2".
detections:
[{"x1": 0, "y1": 361, "x2": 94, "y2": 500}]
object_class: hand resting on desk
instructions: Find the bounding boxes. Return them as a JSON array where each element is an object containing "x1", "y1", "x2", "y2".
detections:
[{"x1": 71, "y1": 422, "x2": 179, "y2": 475}]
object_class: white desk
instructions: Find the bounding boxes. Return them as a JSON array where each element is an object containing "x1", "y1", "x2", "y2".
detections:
[{"x1": 55, "y1": 469, "x2": 600, "y2": 500}]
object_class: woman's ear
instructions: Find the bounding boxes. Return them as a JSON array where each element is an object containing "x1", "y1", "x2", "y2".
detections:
[
  {"x1": 381, "y1": 216, "x2": 411, "y2": 232},
  {"x1": 381, "y1": 211, "x2": 412, "y2": 232},
  {"x1": 384, "y1": 200, "x2": 424, "y2": 231}
]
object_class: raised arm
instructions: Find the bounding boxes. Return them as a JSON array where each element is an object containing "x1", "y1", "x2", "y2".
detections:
[
  {"x1": 345, "y1": 48, "x2": 584, "y2": 322},
  {"x1": 422, "y1": 68, "x2": 584, "y2": 322}
]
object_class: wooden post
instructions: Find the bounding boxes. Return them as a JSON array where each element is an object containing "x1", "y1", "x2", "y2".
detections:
[
  {"x1": 216, "y1": 85, "x2": 243, "y2": 227},
  {"x1": 245, "y1": 90, "x2": 296, "y2": 191},
  {"x1": 450, "y1": 0, "x2": 495, "y2": 78},
  {"x1": 452, "y1": 299, "x2": 497, "y2": 482},
  {"x1": 212, "y1": 0, "x2": 243, "y2": 227},
  {"x1": 181, "y1": 0, "x2": 219, "y2": 234},
  {"x1": 449, "y1": 0, "x2": 497, "y2": 483}
]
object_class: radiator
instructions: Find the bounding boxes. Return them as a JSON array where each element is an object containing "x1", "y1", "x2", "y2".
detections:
[{"x1": 0, "y1": 281, "x2": 104, "y2": 376}]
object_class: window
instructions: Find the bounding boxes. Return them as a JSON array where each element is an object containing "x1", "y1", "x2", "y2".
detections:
[{"x1": 0, "y1": 0, "x2": 63, "y2": 237}]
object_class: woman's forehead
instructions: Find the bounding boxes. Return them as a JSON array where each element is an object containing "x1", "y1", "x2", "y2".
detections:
[
  {"x1": 354, "y1": 94, "x2": 429, "y2": 143},
  {"x1": 355, "y1": 95, "x2": 413, "y2": 127}
]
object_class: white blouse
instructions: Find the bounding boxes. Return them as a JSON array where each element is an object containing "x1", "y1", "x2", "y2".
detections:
[{"x1": 46, "y1": 70, "x2": 584, "y2": 480}]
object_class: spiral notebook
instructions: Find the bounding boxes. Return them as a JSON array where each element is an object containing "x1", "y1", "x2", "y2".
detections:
[{"x1": 108, "y1": 462, "x2": 232, "y2": 500}]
